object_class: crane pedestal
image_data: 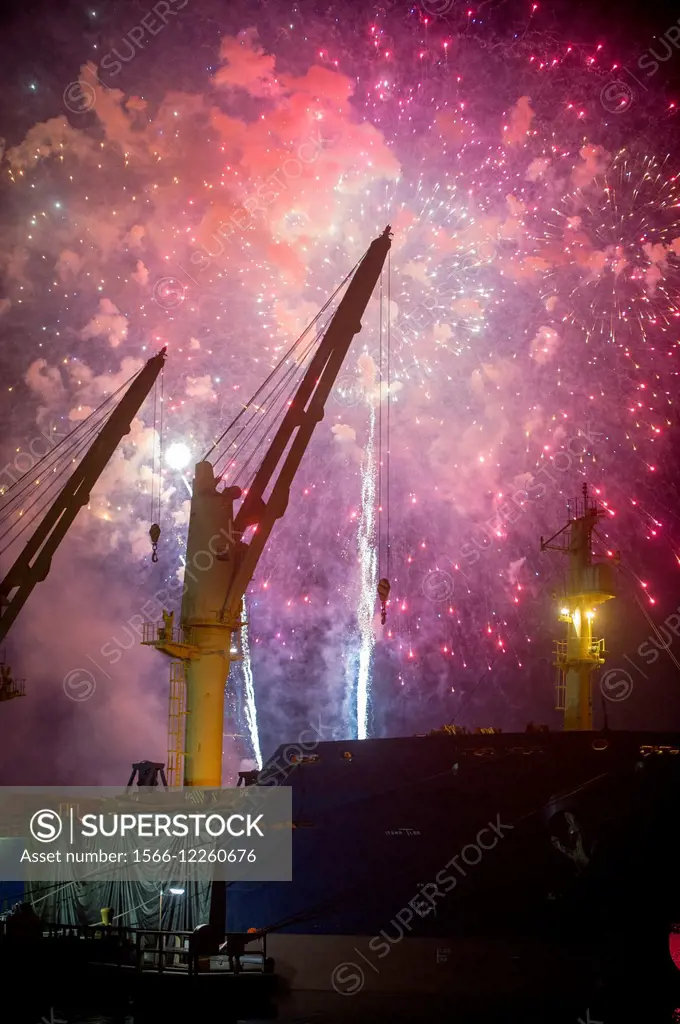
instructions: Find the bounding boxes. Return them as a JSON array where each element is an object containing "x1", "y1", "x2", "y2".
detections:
[{"x1": 142, "y1": 462, "x2": 244, "y2": 787}]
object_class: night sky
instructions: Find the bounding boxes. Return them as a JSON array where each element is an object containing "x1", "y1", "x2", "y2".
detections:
[{"x1": 1, "y1": 0, "x2": 680, "y2": 785}]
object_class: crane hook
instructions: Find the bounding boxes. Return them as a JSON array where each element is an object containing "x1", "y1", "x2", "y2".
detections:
[
  {"x1": 149, "y1": 523, "x2": 161, "y2": 563},
  {"x1": 377, "y1": 577, "x2": 390, "y2": 626}
]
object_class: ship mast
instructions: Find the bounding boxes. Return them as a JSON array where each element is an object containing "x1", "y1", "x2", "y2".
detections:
[
  {"x1": 143, "y1": 227, "x2": 393, "y2": 787},
  {"x1": 540, "y1": 484, "x2": 617, "y2": 730}
]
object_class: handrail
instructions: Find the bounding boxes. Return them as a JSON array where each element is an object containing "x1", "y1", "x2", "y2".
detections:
[{"x1": 0, "y1": 921, "x2": 269, "y2": 976}]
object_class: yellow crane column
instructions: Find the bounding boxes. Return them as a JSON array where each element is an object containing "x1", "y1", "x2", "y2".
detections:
[{"x1": 179, "y1": 463, "x2": 243, "y2": 787}]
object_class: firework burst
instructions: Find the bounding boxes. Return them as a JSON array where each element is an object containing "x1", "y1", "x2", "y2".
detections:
[
  {"x1": 2, "y1": 0, "x2": 680, "y2": 770},
  {"x1": 538, "y1": 148, "x2": 680, "y2": 342}
]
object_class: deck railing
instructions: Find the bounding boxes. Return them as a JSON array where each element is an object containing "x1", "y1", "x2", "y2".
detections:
[{"x1": 0, "y1": 921, "x2": 269, "y2": 975}]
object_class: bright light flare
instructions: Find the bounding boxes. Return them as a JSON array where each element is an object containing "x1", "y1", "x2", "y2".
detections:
[{"x1": 165, "y1": 442, "x2": 192, "y2": 471}]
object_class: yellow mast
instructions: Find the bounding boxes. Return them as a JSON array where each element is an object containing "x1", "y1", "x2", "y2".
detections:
[{"x1": 541, "y1": 484, "x2": 617, "y2": 731}]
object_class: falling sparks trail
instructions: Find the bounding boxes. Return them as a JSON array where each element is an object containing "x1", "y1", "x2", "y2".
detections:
[
  {"x1": 241, "y1": 599, "x2": 262, "y2": 768},
  {"x1": 355, "y1": 402, "x2": 378, "y2": 740}
]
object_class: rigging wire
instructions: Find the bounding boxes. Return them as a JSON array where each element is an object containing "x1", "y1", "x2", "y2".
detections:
[
  {"x1": 386, "y1": 246, "x2": 392, "y2": 584},
  {"x1": 0, "y1": 399, "x2": 126, "y2": 523},
  {"x1": 151, "y1": 372, "x2": 158, "y2": 529},
  {"x1": 0, "y1": 411, "x2": 117, "y2": 556},
  {"x1": 212, "y1": 318, "x2": 328, "y2": 482},
  {"x1": 203, "y1": 259, "x2": 361, "y2": 465},
  {"x1": 148, "y1": 366, "x2": 165, "y2": 562},
  {"x1": 378, "y1": 268, "x2": 383, "y2": 579},
  {"x1": 158, "y1": 367, "x2": 164, "y2": 523},
  {"x1": 220, "y1": 320, "x2": 331, "y2": 489},
  {"x1": 0, "y1": 367, "x2": 143, "y2": 526},
  {"x1": 376, "y1": 249, "x2": 392, "y2": 626},
  {"x1": 0, "y1": 394, "x2": 138, "y2": 557},
  {"x1": 209, "y1": 302, "x2": 341, "y2": 471}
]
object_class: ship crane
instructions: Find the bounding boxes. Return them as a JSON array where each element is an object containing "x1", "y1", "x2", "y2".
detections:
[
  {"x1": 0, "y1": 347, "x2": 167, "y2": 698},
  {"x1": 541, "y1": 483, "x2": 618, "y2": 730},
  {"x1": 142, "y1": 226, "x2": 393, "y2": 788}
]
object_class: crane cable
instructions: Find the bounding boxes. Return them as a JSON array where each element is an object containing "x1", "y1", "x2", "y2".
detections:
[
  {"x1": 214, "y1": 317, "x2": 330, "y2": 486},
  {"x1": 377, "y1": 248, "x2": 392, "y2": 626},
  {"x1": 0, "y1": 412, "x2": 113, "y2": 556},
  {"x1": 0, "y1": 368, "x2": 145, "y2": 556},
  {"x1": 0, "y1": 368, "x2": 143, "y2": 523},
  {"x1": 204, "y1": 258, "x2": 362, "y2": 468},
  {"x1": 149, "y1": 367, "x2": 164, "y2": 563}
]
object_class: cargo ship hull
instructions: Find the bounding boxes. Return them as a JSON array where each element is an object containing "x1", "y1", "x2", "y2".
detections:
[{"x1": 226, "y1": 730, "x2": 680, "y2": 998}]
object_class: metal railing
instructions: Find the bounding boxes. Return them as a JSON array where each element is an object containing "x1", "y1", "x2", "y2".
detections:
[
  {"x1": 0, "y1": 921, "x2": 269, "y2": 976},
  {"x1": 0, "y1": 677, "x2": 25, "y2": 700},
  {"x1": 554, "y1": 638, "x2": 605, "y2": 661},
  {"x1": 141, "y1": 622, "x2": 193, "y2": 647}
]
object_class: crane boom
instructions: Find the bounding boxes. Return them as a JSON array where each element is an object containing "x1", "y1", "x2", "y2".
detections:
[
  {"x1": 0, "y1": 347, "x2": 167, "y2": 647},
  {"x1": 142, "y1": 228, "x2": 392, "y2": 787},
  {"x1": 224, "y1": 224, "x2": 392, "y2": 620}
]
